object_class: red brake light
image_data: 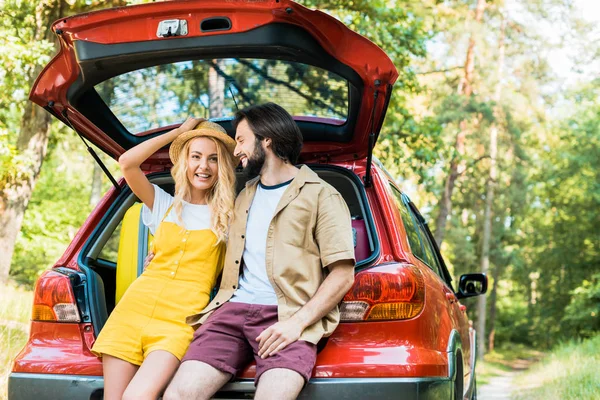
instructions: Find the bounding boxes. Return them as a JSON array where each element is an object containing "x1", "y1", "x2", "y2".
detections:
[
  {"x1": 340, "y1": 264, "x2": 425, "y2": 321},
  {"x1": 31, "y1": 270, "x2": 81, "y2": 323}
]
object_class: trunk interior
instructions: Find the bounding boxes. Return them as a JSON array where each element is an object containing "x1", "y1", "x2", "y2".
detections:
[{"x1": 79, "y1": 164, "x2": 378, "y2": 337}]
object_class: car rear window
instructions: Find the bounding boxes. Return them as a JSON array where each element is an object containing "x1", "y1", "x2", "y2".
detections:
[{"x1": 95, "y1": 58, "x2": 349, "y2": 135}]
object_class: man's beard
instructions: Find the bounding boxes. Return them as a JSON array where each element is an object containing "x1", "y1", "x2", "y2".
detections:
[{"x1": 243, "y1": 140, "x2": 266, "y2": 180}]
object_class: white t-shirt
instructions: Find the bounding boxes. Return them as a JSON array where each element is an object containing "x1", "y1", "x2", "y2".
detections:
[
  {"x1": 229, "y1": 179, "x2": 292, "y2": 305},
  {"x1": 141, "y1": 184, "x2": 211, "y2": 234}
]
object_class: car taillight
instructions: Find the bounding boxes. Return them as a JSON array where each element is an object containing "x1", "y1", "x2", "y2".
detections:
[
  {"x1": 340, "y1": 264, "x2": 425, "y2": 321},
  {"x1": 31, "y1": 270, "x2": 81, "y2": 323}
]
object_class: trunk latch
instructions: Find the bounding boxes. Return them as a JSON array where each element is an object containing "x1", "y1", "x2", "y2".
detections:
[{"x1": 156, "y1": 20, "x2": 188, "y2": 38}]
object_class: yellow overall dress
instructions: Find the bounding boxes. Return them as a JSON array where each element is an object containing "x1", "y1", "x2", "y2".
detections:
[{"x1": 92, "y1": 206, "x2": 225, "y2": 365}]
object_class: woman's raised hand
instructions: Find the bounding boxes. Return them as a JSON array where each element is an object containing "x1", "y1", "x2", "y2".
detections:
[{"x1": 178, "y1": 117, "x2": 206, "y2": 134}]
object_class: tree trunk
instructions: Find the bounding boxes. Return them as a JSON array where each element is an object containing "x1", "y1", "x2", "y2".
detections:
[
  {"x1": 0, "y1": 0, "x2": 67, "y2": 284},
  {"x1": 434, "y1": 0, "x2": 486, "y2": 246},
  {"x1": 487, "y1": 262, "x2": 501, "y2": 352},
  {"x1": 477, "y1": 14, "x2": 506, "y2": 360},
  {"x1": 434, "y1": 129, "x2": 465, "y2": 246},
  {"x1": 208, "y1": 60, "x2": 225, "y2": 119},
  {"x1": 0, "y1": 81, "x2": 54, "y2": 284}
]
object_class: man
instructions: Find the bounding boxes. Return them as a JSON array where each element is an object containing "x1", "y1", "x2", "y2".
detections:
[{"x1": 164, "y1": 103, "x2": 355, "y2": 400}]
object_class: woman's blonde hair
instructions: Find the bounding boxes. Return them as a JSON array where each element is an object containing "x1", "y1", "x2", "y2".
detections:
[{"x1": 170, "y1": 136, "x2": 236, "y2": 244}]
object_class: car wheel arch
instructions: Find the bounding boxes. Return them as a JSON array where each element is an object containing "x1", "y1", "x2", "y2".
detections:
[{"x1": 447, "y1": 329, "x2": 464, "y2": 399}]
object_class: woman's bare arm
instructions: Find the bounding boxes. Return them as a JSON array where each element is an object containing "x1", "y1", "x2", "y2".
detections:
[{"x1": 118, "y1": 117, "x2": 203, "y2": 210}]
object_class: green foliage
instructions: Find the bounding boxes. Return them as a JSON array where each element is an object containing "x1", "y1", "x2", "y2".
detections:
[
  {"x1": 0, "y1": 283, "x2": 33, "y2": 399},
  {"x1": 436, "y1": 95, "x2": 495, "y2": 126},
  {"x1": 561, "y1": 274, "x2": 600, "y2": 339},
  {"x1": 514, "y1": 335, "x2": 600, "y2": 400},
  {"x1": 298, "y1": 0, "x2": 442, "y2": 181},
  {"x1": 492, "y1": 282, "x2": 533, "y2": 346},
  {"x1": 0, "y1": 1, "x2": 55, "y2": 111},
  {"x1": 9, "y1": 132, "x2": 117, "y2": 287},
  {"x1": 514, "y1": 82, "x2": 600, "y2": 346},
  {"x1": 0, "y1": 0, "x2": 54, "y2": 190}
]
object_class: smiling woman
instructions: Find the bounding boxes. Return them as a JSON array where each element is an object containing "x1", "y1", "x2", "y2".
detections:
[{"x1": 89, "y1": 118, "x2": 237, "y2": 399}]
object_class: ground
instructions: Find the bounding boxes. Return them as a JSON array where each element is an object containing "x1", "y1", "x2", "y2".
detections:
[{"x1": 478, "y1": 357, "x2": 539, "y2": 400}]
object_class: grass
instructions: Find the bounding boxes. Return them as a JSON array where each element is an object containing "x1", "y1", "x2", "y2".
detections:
[
  {"x1": 0, "y1": 282, "x2": 33, "y2": 400},
  {"x1": 513, "y1": 335, "x2": 600, "y2": 400},
  {"x1": 475, "y1": 343, "x2": 544, "y2": 386}
]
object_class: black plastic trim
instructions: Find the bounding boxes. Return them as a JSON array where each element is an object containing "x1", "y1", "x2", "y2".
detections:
[
  {"x1": 54, "y1": 266, "x2": 107, "y2": 333},
  {"x1": 9, "y1": 373, "x2": 452, "y2": 400},
  {"x1": 79, "y1": 264, "x2": 108, "y2": 334},
  {"x1": 200, "y1": 16, "x2": 231, "y2": 32},
  {"x1": 93, "y1": 258, "x2": 116, "y2": 270}
]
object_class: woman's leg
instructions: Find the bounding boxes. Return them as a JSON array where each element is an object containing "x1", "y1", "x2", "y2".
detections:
[
  {"x1": 102, "y1": 354, "x2": 139, "y2": 400},
  {"x1": 122, "y1": 350, "x2": 180, "y2": 400}
]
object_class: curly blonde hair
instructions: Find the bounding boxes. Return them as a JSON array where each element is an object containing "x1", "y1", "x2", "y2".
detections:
[{"x1": 170, "y1": 137, "x2": 236, "y2": 244}]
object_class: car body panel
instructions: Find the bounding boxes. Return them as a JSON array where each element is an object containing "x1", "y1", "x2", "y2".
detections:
[{"x1": 12, "y1": 322, "x2": 100, "y2": 375}]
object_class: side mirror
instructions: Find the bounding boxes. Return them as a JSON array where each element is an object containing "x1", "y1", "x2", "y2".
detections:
[{"x1": 456, "y1": 273, "x2": 488, "y2": 299}]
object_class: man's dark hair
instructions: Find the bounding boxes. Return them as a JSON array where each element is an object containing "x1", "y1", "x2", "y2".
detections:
[{"x1": 233, "y1": 103, "x2": 303, "y2": 164}]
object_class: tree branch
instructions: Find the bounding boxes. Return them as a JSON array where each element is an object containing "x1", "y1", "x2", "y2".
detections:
[
  {"x1": 458, "y1": 155, "x2": 491, "y2": 176},
  {"x1": 416, "y1": 66, "x2": 463, "y2": 75}
]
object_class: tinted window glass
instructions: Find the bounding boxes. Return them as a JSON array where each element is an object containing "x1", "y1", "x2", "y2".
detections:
[
  {"x1": 389, "y1": 185, "x2": 424, "y2": 260},
  {"x1": 415, "y1": 219, "x2": 442, "y2": 276},
  {"x1": 98, "y1": 219, "x2": 122, "y2": 264},
  {"x1": 389, "y1": 183, "x2": 443, "y2": 277},
  {"x1": 95, "y1": 58, "x2": 349, "y2": 135}
]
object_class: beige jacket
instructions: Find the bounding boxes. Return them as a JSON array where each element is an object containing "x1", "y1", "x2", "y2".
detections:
[{"x1": 186, "y1": 165, "x2": 355, "y2": 344}]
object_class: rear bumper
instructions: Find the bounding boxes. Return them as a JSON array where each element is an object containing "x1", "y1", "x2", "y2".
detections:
[
  {"x1": 9, "y1": 373, "x2": 452, "y2": 399},
  {"x1": 8, "y1": 373, "x2": 104, "y2": 400}
]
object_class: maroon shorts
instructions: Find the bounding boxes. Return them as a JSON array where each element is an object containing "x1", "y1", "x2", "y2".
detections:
[{"x1": 182, "y1": 302, "x2": 317, "y2": 384}]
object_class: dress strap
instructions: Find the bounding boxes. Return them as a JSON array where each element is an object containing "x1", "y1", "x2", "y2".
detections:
[{"x1": 161, "y1": 204, "x2": 175, "y2": 223}]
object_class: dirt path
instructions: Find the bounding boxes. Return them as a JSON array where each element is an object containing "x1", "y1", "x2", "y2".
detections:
[
  {"x1": 478, "y1": 359, "x2": 538, "y2": 400},
  {"x1": 478, "y1": 370, "x2": 520, "y2": 399}
]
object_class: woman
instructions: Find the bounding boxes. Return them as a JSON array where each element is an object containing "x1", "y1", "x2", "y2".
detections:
[{"x1": 91, "y1": 117, "x2": 237, "y2": 399}]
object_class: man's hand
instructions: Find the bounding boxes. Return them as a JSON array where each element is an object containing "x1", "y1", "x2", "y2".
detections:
[
  {"x1": 256, "y1": 318, "x2": 304, "y2": 359},
  {"x1": 143, "y1": 252, "x2": 155, "y2": 271}
]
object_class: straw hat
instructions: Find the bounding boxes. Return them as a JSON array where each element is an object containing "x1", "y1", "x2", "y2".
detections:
[{"x1": 169, "y1": 120, "x2": 236, "y2": 165}]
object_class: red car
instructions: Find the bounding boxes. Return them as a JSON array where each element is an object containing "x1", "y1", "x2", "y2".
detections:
[{"x1": 10, "y1": 1, "x2": 487, "y2": 399}]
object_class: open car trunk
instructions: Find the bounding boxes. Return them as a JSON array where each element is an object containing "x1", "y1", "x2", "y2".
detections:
[
  {"x1": 79, "y1": 165, "x2": 379, "y2": 371},
  {"x1": 30, "y1": 0, "x2": 397, "y2": 167}
]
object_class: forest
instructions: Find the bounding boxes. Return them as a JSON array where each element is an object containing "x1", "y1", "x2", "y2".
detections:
[{"x1": 0, "y1": 0, "x2": 598, "y2": 360}]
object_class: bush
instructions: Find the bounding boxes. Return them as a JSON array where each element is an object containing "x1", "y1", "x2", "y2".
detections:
[
  {"x1": 561, "y1": 274, "x2": 600, "y2": 339},
  {"x1": 9, "y1": 137, "x2": 97, "y2": 287}
]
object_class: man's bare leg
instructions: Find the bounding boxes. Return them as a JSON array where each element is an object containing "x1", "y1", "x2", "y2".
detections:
[
  {"x1": 163, "y1": 360, "x2": 232, "y2": 400},
  {"x1": 254, "y1": 368, "x2": 305, "y2": 400}
]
